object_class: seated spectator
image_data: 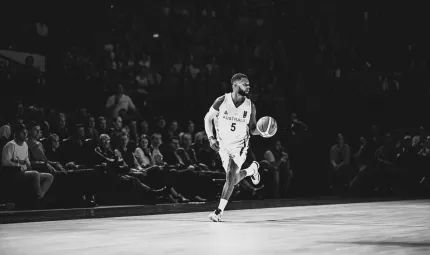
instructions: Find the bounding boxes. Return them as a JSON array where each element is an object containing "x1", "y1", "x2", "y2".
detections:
[
  {"x1": 44, "y1": 133, "x2": 74, "y2": 168},
  {"x1": 166, "y1": 120, "x2": 180, "y2": 138},
  {"x1": 134, "y1": 134, "x2": 154, "y2": 168},
  {"x1": 0, "y1": 125, "x2": 11, "y2": 151},
  {"x1": 26, "y1": 122, "x2": 65, "y2": 173},
  {"x1": 196, "y1": 135, "x2": 222, "y2": 171},
  {"x1": 153, "y1": 116, "x2": 168, "y2": 138},
  {"x1": 26, "y1": 122, "x2": 98, "y2": 207},
  {"x1": 263, "y1": 139, "x2": 293, "y2": 198},
  {"x1": 97, "y1": 116, "x2": 109, "y2": 135},
  {"x1": 179, "y1": 132, "x2": 212, "y2": 172},
  {"x1": 1, "y1": 124, "x2": 54, "y2": 206},
  {"x1": 109, "y1": 116, "x2": 123, "y2": 149},
  {"x1": 138, "y1": 120, "x2": 151, "y2": 137},
  {"x1": 94, "y1": 134, "x2": 169, "y2": 204},
  {"x1": 85, "y1": 114, "x2": 100, "y2": 142},
  {"x1": 149, "y1": 133, "x2": 165, "y2": 166},
  {"x1": 52, "y1": 113, "x2": 70, "y2": 140},
  {"x1": 117, "y1": 132, "x2": 189, "y2": 203},
  {"x1": 65, "y1": 124, "x2": 94, "y2": 166},
  {"x1": 179, "y1": 121, "x2": 196, "y2": 143},
  {"x1": 163, "y1": 136, "x2": 199, "y2": 172},
  {"x1": 160, "y1": 136, "x2": 212, "y2": 202},
  {"x1": 127, "y1": 120, "x2": 138, "y2": 142},
  {"x1": 329, "y1": 133, "x2": 354, "y2": 195}
]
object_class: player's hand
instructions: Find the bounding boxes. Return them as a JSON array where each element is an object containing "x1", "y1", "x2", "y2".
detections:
[{"x1": 209, "y1": 137, "x2": 219, "y2": 151}]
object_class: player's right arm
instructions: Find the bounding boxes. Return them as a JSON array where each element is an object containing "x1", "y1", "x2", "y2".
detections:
[{"x1": 204, "y1": 95, "x2": 224, "y2": 151}]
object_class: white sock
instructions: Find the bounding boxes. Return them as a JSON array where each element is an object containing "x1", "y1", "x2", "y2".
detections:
[
  {"x1": 218, "y1": 199, "x2": 228, "y2": 212},
  {"x1": 244, "y1": 164, "x2": 256, "y2": 177}
]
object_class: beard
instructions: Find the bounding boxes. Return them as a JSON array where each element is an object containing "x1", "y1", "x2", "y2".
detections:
[{"x1": 238, "y1": 88, "x2": 249, "y2": 97}]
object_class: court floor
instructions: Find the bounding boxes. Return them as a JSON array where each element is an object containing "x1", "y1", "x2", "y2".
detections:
[{"x1": 1, "y1": 200, "x2": 429, "y2": 255}]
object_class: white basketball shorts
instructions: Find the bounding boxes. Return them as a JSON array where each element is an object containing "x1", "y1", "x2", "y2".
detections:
[{"x1": 218, "y1": 145, "x2": 248, "y2": 172}]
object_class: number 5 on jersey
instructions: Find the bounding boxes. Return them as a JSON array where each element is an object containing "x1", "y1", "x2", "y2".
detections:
[{"x1": 231, "y1": 123, "x2": 236, "y2": 131}]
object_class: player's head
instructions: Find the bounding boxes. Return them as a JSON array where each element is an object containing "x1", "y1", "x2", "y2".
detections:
[{"x1": 231, "y1": 73, "x2": 250, "y2": 97}]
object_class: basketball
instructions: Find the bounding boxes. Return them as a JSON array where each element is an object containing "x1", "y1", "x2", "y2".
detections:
[{"x1": 257, "y1": 116, "x2": 277, "y2": 138}]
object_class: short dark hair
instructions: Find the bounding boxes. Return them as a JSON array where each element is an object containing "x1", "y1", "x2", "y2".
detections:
[
  {"x1": 120, "y1": 131, "x2": 129, "y2": 138},
  {"x1": 169, "y1": 136, "x2": 179, "y2": 143},
  {"x1": 139, "y1": 134, "x2": 149, "y2": 141},
  {"x1": 112, "y1": 116, "x2": 122, "y2": 123},
  {"x1": 27, "y1": 121, "x2": 39, "y2": 130},
  {"x1": 231, "y1": 73, "x2": 248, "y2": 85},
  {"x1": 151, "y1": 133, "x2": 162, "y2": 140},
  {"x1": 13, "y1": 124, "x2": 27, "y2": 135},
  {"x1": 182, "y1": 133, "x2": 192, "y2": 139}
]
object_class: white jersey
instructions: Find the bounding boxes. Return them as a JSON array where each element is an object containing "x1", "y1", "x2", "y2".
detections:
[{"x1": 214, "y1": 93, "x2": 252, "y2": 148}]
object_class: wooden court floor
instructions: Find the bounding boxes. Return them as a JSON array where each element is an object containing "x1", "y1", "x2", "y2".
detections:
[{"x1": 1, "y1": 200, "x2": 429, "y2": 255}]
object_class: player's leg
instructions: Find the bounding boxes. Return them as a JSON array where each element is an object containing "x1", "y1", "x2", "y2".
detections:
[
  {"x1": 209, "y1": 155, "x2": 260, "y2": 222},
  {"x1": 239, "y1": 161, "x2": 260, "y2": 185},
  {"x1": 209, "y1": 158, "x2": 238, "y2": 222}
]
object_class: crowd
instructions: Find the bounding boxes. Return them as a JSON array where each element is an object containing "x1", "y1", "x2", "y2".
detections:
[
  {"x1": 0, "y1": 99, "x2": 293, "y2": 209},
  {"x1": 329, "y1": 130, "x2": 430, "y2": 197},
  {"x1": 1, "y1": 1, "x2": 430, "y2": 209}
]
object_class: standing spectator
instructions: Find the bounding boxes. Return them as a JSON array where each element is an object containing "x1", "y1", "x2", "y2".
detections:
[
  {"x1": 263, "y1": 139, "x2": 293, "y2": 198},
  {"x1": 105, "y1": 83, "x2": 141, "y2": 120},
  {"x1": 349, "y1": 135, "x2": 376, "y2": 196},
  {"x1": 329, "y1": 133, "x2": 353, "y2": 195},
  {"x1": 376, "y1": 133, "x2": 408, "y2": 194}
]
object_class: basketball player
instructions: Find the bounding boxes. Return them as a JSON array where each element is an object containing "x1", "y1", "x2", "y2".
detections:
[{"x1": 204, "y1": 73, "x2": 262, "y2": 222}]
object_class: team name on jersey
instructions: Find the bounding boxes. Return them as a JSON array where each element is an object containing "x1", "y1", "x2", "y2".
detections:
[{"x1": 222, "y1": 115, "x2": 246, "y2": 123}]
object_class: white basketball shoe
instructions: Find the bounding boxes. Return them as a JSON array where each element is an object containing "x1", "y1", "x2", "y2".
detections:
[
  {"x1": 208, "y1": 208, "x2": 223, "y2": 222},
  {"x1": 250, "y1": 161, "x2": 260, "y2": 185}
]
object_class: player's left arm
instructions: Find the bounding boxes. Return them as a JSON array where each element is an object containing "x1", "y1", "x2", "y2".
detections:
[{"x1": 249, "y1": 103, "x2": 261, "y2": 136}]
